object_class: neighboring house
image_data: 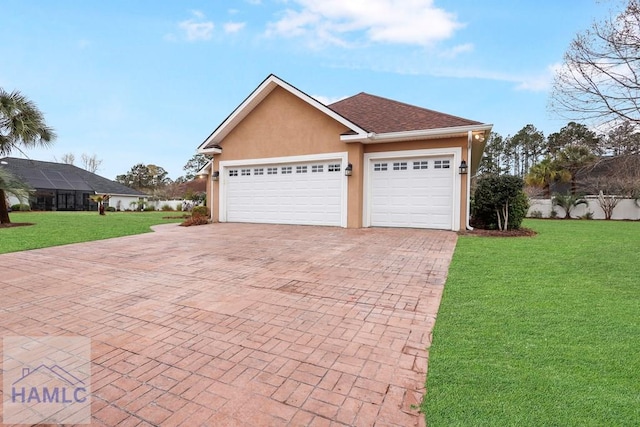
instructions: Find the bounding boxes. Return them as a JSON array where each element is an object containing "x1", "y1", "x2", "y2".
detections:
[
  {"x1": 197, "y1": 74, "x2": 492, "y2": 230},
  {"x1": 1, "y1": 157, "x2": 147, "y2": 211}
]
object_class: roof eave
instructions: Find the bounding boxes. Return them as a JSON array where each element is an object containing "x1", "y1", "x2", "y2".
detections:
[
  {"x1": 341, "y1": 124, "x2": 493, "y2": 143},
  {"x1": 198, "y1": 147, "x2": 222, "y2": 155}
]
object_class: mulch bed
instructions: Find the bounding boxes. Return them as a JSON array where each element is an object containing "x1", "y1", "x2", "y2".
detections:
[
  {"x1": 0, "y1": 222, "x2": 35, "y2": 229},
  {"x1": 459, "y1": 227, "x2": 537, "y2": 237}
]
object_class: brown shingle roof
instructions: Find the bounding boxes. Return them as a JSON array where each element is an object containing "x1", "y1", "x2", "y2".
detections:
[{"x1": 329, "y1": 92, "x2": 482, "y2": 134}]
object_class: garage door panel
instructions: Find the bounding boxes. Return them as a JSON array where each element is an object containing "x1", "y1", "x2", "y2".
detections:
[
  {"x1": 226, "y1": 160, "x2": 343, "y2": 226},
  {"x1": 370, "y1": 156, "x2": 454, "y2": 229}
]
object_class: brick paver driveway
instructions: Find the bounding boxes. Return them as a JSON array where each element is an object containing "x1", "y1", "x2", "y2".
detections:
[{"x1": 0, "y1": 223, "x2": 457, "y2": 426}]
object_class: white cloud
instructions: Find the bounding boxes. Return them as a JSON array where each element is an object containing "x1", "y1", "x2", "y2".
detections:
[
  {"x1": 515, "y1": 63, "x2": 559, "y2": 92},
  {"x1": 439, "y1": 43, "x2": 474, "y2": 59},
  {"x1": 178, "y1": 11, "x2": 214, "y2": 41},
  {"x1": 312, "y1": 94, "x2": 348, "y2": 105},
  {"x1": 224, "y1": 22, "x2": 246, "y2": 34},
  {"x1": 266, "y1": 0, "x2": 463, "y2": 47}
]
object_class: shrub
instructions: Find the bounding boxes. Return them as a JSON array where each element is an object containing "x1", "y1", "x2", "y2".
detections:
[
  {"x1": 580, "y1": 211, "x2": 595, "y2": 220},
  {"x1": 472, "y1": 175, "x2": 529, "y2": 230},
  {"x1": 176, "y1": 204, "x2": 182, "y2": 212},
  {"x1": 552, "y1": 193, "x2": 588, "y2": 219},
  {"x1": 529, "y1": 210, "x2": 543, "y2": 218},
  {"x1": 550, "y1": 209, "x2": 559, "y2": 218},
  {"x1": 106, "y1": 206, "x2": 116, "y2": 212},
  {"x1": 191, "y1": 206, "x2": 210, "y2": 218},
  {"x1": 160, "y1": 204, "x2": 174, "y2": 211},
  {"x1": 180, "y1": 215, "x2": 209, "y2": 227},
  {"x1": 144, "y1": 206, "x2": 156, "y2": 212},
  {"x1": 10, "y1": 203, "x2": 30, "y2": 211}
]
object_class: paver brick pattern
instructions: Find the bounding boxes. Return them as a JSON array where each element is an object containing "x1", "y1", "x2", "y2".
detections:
[{"x1": 0, "y1": 223, "x2": 457, "y2": 426}]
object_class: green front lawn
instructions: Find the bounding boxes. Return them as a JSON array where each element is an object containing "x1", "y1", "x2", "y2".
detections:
[
  {"x1": 0, "y1": 211, "x2": 185, "y2": 254},
  {"x1": 423, "y1": 219, "x2": 639, "y2": 426}
]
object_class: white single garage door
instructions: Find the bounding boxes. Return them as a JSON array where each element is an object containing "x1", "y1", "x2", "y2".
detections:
[
  {"x1": 370, "y1": 156, "x2": 454, "y2": 229},
  {"x1": 225, "y1": 160, "x2": 343, "y2": 226}
]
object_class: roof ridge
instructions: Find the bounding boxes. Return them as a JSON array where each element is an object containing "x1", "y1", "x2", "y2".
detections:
[{"x1": 339, "y1": 92, "x2": 480, "y2": 124}]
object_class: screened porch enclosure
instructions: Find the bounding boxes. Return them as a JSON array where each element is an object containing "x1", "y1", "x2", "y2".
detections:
[{"x1": 32, "y1": 190, "x2": 95, "y2": 211}]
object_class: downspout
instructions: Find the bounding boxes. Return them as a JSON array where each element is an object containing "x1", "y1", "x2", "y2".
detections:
[
  {"x1": 466, "y1": 131, "x2": 474, "y2": 230},
  {"x1": 210, "y1": 160, "x2": 215, "y2": 222}
]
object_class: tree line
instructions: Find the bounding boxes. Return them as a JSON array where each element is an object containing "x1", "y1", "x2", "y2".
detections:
[{"x1": 114, "y1": 154, "x2": 210, "y2": 200}]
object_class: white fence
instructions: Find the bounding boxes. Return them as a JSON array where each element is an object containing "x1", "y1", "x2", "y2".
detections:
[
  {"x1": 148, "y1": 200, "x2": 204, "y2": 211},
  {"x1": 528, "y1": 198, "x2": 640, "y2": 220}
]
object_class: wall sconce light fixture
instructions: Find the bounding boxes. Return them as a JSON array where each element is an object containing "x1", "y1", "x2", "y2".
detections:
[
  {"x1": 345, "y1": 163, "x2": 353, "y2": 176},
  {"x1": 459, "y1": 160, "x2": 468, "y2": 175}
]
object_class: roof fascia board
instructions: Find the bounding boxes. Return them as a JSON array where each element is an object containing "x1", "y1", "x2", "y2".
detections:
[
  {"x1": 342, "y1": 124, "x2": 493, "y2": 143},
  {"x1": 198, "y1": 75, "x2": 367, "y2": 150}
]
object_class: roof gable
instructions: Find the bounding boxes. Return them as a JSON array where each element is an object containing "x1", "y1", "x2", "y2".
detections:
[
  {"x1": 198, "y1": 74, "x2": 367, "y2": 151},
  {"x1": 1, "y1": 157, "x2": 147, "y2": 196},
  {"x1": 329, "y1": 92, "x2": 482, "y2": 134}
]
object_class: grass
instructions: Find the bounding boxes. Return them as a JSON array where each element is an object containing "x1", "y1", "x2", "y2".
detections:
[
  {"x1": 423, "y1": 219, "x2": 640, "y2": 426},
  {"x1": 0, "y1": 211, "x2": 185, "y2": 254}
]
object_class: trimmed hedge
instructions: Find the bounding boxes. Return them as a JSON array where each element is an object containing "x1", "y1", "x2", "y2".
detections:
[{"x1": 472, "y1": 175, "x2": 529, "y2": 230}]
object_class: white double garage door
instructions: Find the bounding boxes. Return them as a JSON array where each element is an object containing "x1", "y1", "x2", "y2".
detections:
[{"x1": 220, "y1": 151, "x2": 458, "y2": 230}]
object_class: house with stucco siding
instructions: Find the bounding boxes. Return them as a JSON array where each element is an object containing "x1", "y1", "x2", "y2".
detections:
[{"x1": 197, "y1": 74, "x2": 492, "y2": 230}]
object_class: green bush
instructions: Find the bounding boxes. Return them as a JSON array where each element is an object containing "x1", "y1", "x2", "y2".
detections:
[
  {"x1": 580, "y1": 211, "x2": 595, "y2": 220},
  {"x1": 529, "y1": 210, "x2": 543, "y2": 218},
  {"x1": 176, "y1": 204, "x2": 182, "y2": 212},
  {"x1": 106, "y1": 206, "x2": 116, "y2": 212},
  {"x1": 10, "y1": 203, "x2": 30, "y2": 211},
  {"x1": 472, "y1": 175, "x2": 529, "y2": 230},
  {"x1": 143, "y1": 206, "x2": 156, "y2": 212},
  {"x1": 160, "y1": 204, "x2": 174, "y2": 211},
  {"x1": 191, "y1": 205, "x2": 210, "y2": 218}
]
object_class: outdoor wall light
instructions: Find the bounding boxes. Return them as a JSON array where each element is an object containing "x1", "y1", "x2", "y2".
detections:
[
  {"x1": 345, "y1": 163, "x2": 353, "y2": 176},
  {"x1": 474, "y1": 133, "x2": 485, "y2": 143},
  {"x1": 459, "y1": 160, "x2": 468, "y2": 175},
  {"x1": 212, "y1": 171, "x2": 220, "y2": 181}
]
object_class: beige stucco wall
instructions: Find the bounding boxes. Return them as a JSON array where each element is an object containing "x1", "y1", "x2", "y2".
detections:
[{"x1": 206, "y1": 87, "x2": 471, "y2": 229}]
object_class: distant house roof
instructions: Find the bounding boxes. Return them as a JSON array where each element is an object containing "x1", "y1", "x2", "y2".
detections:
[
  {"x1": 329, "y1": 92, "x2": 483, "y2": 134},
  {"x1": 1, "y1": 157, "x2": 147, "y2": 196}
]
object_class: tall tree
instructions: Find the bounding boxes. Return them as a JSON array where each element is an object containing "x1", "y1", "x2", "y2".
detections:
[
  {"x1": 60, "y1": 153, "x2": 75, "y2": 165},
  {"x1": 550, "y1": 0, "x2": 640, "y2": 126},
  {"x1": 0, "y1": 167, "x2": 32, "y2": 210},
  {"x1": 556, "y1": 145, "x2": 597, "y2": 194},
  {"x1": 115, "y1": 163, "x2": 170, "y2": 191},
  {"x1": 0, "y1": 89, "x2": 56, "y2": 223},
  {"x1": 510, "y1": 124, "x2": 546, "y2": 176},
  {"x1": 477, "y1": 132, "x2": 507, "y2": 176},
  {"x1": 604, "y1": 120, "x2": 640, "y2": 155},
  {"x1": 81, "y1": 153, "x2": 102, "y2": 173},
  {"x1": 547, "y1": 122, "x2": 601, "y2": 157},
  {"x1": 183, "y1": 153, "x2": 210, "y2": 180}
]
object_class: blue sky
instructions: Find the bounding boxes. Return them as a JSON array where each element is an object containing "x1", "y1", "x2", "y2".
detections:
[{"x1": 1, "y1": 0, "x2": 614, "y2": 180}]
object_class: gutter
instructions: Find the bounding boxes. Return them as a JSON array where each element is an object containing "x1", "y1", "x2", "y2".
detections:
[{"x1": 341, "y1": 124, "x2": 493, "y2": 144}]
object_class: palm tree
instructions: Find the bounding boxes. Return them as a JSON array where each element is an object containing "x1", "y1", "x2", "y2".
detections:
[
  {"x1": 525, "y1": 157, "x2": 570, "y2": 198},
  {"x1": 90, "y1": 194, "x2": 111, "y2": 215},
  {"x1": 556, "y1": 146, "x2": 596, "y2": 195},
  {"x1": 552, "y1": 193, "x2": 588, "y2": 219},
  {"x1": 0, "y1": 167, "x2": 32, "y2": 214},
  {"x1": 0, "y1": 89, "x2": 56, "y2": 223}
]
